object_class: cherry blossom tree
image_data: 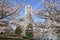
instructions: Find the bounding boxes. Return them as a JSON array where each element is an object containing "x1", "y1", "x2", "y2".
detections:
[
  {"x1": 0, "y1": 0, "x2": 24, "y2": 19},
  {"x1": 33, "y1": 0, "x2": 60, "y2": 40}
]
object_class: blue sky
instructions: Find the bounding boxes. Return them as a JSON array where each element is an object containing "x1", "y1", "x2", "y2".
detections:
[
  {"x1": 11, "y1": 0, "x2": 60, "y2": 22},
  {"x1": 13, "y1": 0, "x2": 45, "y2": 22}
]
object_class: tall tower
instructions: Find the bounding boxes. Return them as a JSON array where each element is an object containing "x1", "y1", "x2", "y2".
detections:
[
  {"x1": 22, "y1": 4, "x2": 33, "y2": 36},
  {"x1": 25, "y1": 4, "x2": 33, "y2": 24}
]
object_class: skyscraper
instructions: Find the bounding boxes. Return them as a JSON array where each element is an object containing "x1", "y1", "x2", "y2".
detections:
[
  {"x1": 25, "y1": 4, "x2": 33, "y2": 24},
  {"x1": 21, "y1": 4, "x2": 33, "y2": 36}
]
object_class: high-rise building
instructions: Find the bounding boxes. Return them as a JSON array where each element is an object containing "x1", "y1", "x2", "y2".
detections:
[
  {"x1": 21, "y1": 4, "x2": 33, "y2": 36},
  {"x1": 25, "y1": 4, "x2": 33, "y2": 24}
]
